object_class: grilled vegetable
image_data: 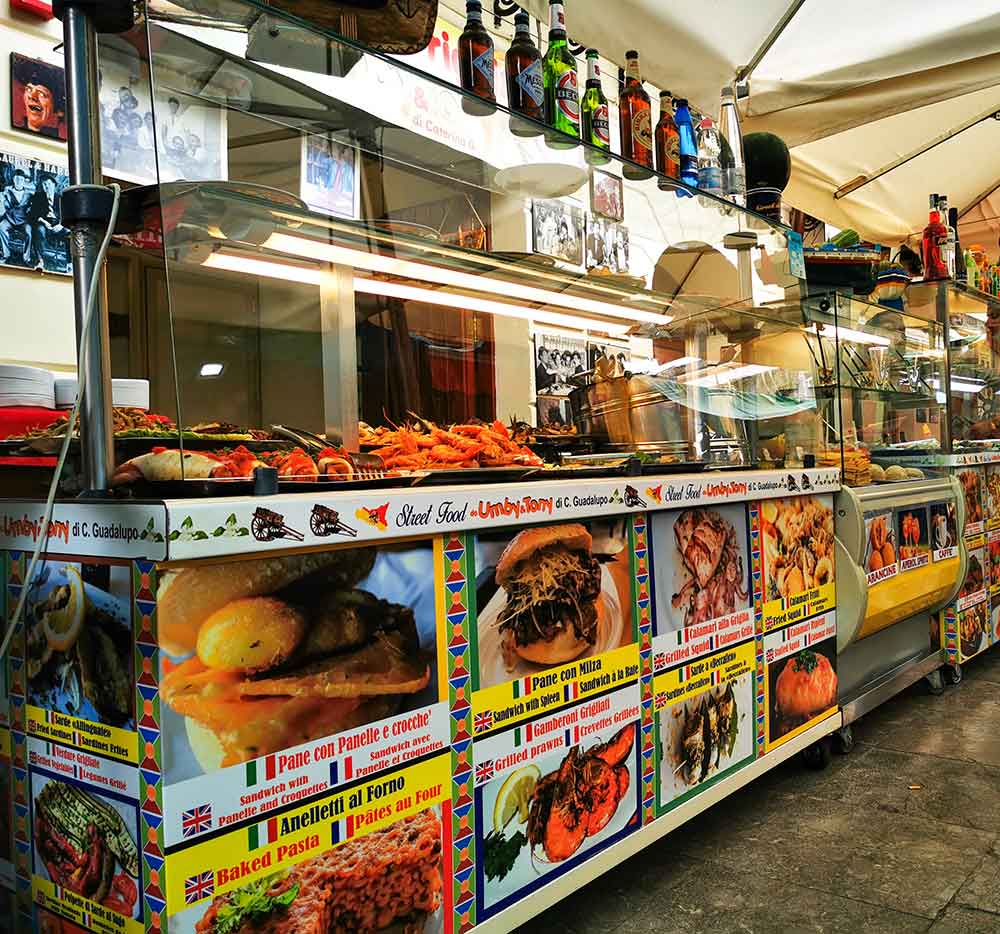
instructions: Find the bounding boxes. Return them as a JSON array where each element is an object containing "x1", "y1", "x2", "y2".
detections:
[{"x1": 36, "y1": 782, "x2": 138, "y2": 877}]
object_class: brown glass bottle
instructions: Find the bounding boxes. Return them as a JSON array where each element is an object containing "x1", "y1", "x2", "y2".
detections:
[
  {"x1": 506, "y1": 9, "x2": 543, "y2": 136},
  {"x1": 619, "y1": 50, "x2": 653, "y2": 179},
  {"x1": 459, "y1": 0, "x2": 497, "y2": 116},
  {"x1": 655, "y1": 90, "x2": 680, "y2": 189}
]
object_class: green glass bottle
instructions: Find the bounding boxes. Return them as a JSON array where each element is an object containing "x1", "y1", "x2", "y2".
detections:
[
  {"x1": 543, "y1": 0, "x2": 579, "y2": 148},
  {"x1": 581, "y1": 49, "x2": 610, "y2": 164}
]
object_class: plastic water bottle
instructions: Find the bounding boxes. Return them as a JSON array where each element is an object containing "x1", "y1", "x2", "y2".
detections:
[
  {"x1": 673, "y1": 98, "x2": 698, "y2": 196},
  {"x1": 696, "y1": 117, "x2": 723, "y2": 199}
]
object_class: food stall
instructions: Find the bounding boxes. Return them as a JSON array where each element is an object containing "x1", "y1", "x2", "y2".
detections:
[{"x1": 1, "y1": 1, "x2": 860, "y2": 932}]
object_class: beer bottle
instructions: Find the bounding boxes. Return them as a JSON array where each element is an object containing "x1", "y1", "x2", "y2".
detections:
[
  {"x1": 543, "y1": 0, "x2": 580, "y2": 148},
  {"x1": 506, "y1": 10, "x2": 544, "y2": 137},
  {"x1": 619, "y1": 50, "x2": 653, "y2": 179},
  {"x1": 655, "y1": 90, "x2": 679, "y2": 190},
  {"x1": 581, "y1": 50, "x2": 610, "y2": 163},
  {"x1": 459, "y1": 0, "x2": 496, "y2": 117}
]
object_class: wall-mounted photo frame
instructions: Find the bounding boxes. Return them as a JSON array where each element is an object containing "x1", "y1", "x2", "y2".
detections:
[
  {"x1": 586, "y1": 214, "x2": 630, "y2": 274},
  {"x1": 590, "y1": 168, "x2": 624, "y2": 222},
  {"x1": 0, "y1": 153, "x2": 71, "y2": 275},
  {"x1": 534, "y1": 330, "x2": 587, "y2": 396},
  {"x1": 531, "y1": 198, "x2": 584, "y2": 266},
  {"x1": 10, "y1": 53, "x2": 67, "y2": 142},
  {"x1": 300, "y1": 133, "x2": 359, "y2": 219}
]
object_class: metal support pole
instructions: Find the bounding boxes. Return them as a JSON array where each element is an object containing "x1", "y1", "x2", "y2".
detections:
[{"x1": 63, "y1": 5, "x2": 114, "y2": 492}]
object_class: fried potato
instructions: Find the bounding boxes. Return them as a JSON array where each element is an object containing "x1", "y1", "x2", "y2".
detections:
[{"x1": 197, "y1": 597, "x2": 308, "y2": 673}]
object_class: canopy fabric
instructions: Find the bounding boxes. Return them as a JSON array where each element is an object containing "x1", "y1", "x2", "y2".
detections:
[{"x1": 519, "y1": 0, "x2": 1000, "y2": 247}]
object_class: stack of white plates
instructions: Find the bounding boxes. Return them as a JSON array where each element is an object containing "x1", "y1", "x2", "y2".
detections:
[
  {"x1": 0, "y1": 365, "x2": 55, "y2": 409},
  {"x1": 54, "y1": 378, "x2": 150, "y2": 411}
]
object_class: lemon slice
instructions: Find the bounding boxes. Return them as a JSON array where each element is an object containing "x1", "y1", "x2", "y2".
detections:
[
  {"x1": 41, "y1": 566, "x2": 86, "y2": 652},
  {"x1": 493, "y1": 764, "x2": 540, "y2": 834}
]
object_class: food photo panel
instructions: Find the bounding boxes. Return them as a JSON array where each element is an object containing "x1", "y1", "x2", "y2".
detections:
[
  {"x1": 21, "y1": 560, "x2": 137, "y2": 763},
  {"x1": 471, "y1": 519, "x2": 640, "y2": 738},
  {"x1": 864, "y1": 510, "x2": 898, "y2": 586},
  {"x1": 473, "y1": 683, "x2": 640, "y2": 920},
  {"x1": 156, "y1": 541, "x2": 449, "y2": 846},
  {"x1": 929, "y1": 501, "x2": 959, "y2": 562},
  {"x1": 898, "y1": 507, "x2": 930, "y2": 573},
  {"x1": 959, "y1": 468, "x2": 984, "y2": 537}
]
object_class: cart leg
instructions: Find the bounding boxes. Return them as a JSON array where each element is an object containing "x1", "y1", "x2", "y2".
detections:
[
  {"x1": 801, "y1": 736, "x2": 832, "y2": 770},
  {"x1": 925, "y1": 669, "x2": 945, "y2": 695},
  {"x1": 941, "y1": 663, "x2": 963, "y2": 686},
  {"x1": 832, "y1": 725, "x2": 854, "y2": 755}
]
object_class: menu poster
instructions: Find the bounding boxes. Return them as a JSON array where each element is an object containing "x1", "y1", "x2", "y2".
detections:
[
  {"x1": 29, "y1": 746, "x2": 142, "y2": 933},
  {"x1": 20, "y1": 560, "x2": 138, "y2": 764},
  {"x1": 471, "y1": 518, "x2": 639, "y2": 737},
  {"x1": 649, "y1": 505, "x2": 753, "y2": 662},
  {"x1": 863, "y1": 510, "x2": 898, "y2": 586},
  {"x1": 958, "y1": 603, "x2": 990, "y2": 664},
  {"x1": 989, "y1": 529, "x2": 1000, "y2": 597},
  {"x1": 653, "y1": 639, "x2": 755, "y2": 814},
  {"x1": 987, "y1": 466, "x2": 1000, "y2": 531},
  {"x1": 897, "y1": 507, "x2": 930, "y2": 573},
  {"x1": 959, "y1": 468, "x2": 985, "y2": 538},
  {"x1": 991, "y1": 603, "x2": 1000, "y2": 647},
  {"x1": 165, "y1": 756, "x2": 451, "y2": 933},
  {"x1": 472, "y1": 685, "x2": 640, "y2": 920},
  {"x1": 762, "y1": 611, "x2": 838, "y2": 752},
  {"x1": 957, "y1": 538, "x2": 987, "y2": 612},
  {"x1": 0, "y1": 729, "x2": 11, "y2": 892},
  {"x1": 929, "y1": 502, "x2": 959, "y2": 562},
  {"x1": 156, "y1": 541, "x2": 450, "y2": 845},
  {"x1": 759, "y1": 496, "x2": 836, "y2": 631}
]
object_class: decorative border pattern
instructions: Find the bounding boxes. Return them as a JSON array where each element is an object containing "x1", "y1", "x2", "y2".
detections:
[
  {"x1": 5, "y1": 552, "x2": 31, "y2": 927},
  {"x1": 133, "y1": 560, "x2": 164, "y2": 934},
  {"x1": 630, "y1": 515, "x2": 655, "y2": 826},
  {"x1": 442, "y1": 534, "x2": 475, "y2": 934},
  {"x1": 748, "y1": 504, "x2": 766, "y2": 756}
]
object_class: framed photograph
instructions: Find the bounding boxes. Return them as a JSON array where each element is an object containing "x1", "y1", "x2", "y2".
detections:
[
  {"x1": 0, "y1": 153, "x2": 70, "y2": 275},
  {"x1": 531, "y1": 198, "x2": 584, "y2": 266},
  {"x1": 300, "y1": 133, "x2": 359, "y2": 219},
  {"x1": 10, "y1": 53, "x2": 66, "y2": 142},
  {"x1": 586, "y1": 214, "x2": 630, "y2": 274},
  {"x1": 590, "y1": 168, "x2": 624, "y2": 222},
  {"x1": 588, "y1": 340, "x2": 628, "y2": 372},
  {"x1": 535, "y1": 394, "x2": 572, "y2": 429},
  {"x1": 98, "y1": 41, "x2": 227, "y2": 184},
  {"x1": 534, "y1": 331, "x2": 586, "y2": 396}
]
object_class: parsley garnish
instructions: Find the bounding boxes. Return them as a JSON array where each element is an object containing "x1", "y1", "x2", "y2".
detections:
[
  {"x1": 212, "y1": 877, "x2": 300, "y2": 933},
  {"x1": 484, "y1": 829, "x2": 527, "y2": 882}
]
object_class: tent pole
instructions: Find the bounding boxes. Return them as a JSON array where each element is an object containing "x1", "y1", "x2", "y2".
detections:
[
  {"x1": 735, "y1": 0, "x2": 807, "y2": 84},
  {"x1": 834, "y1": 107, "x2": 1000, "y2": 200}
]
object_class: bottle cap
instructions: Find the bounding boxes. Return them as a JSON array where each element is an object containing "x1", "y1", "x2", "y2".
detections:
[
  {"x1": 467, "y1": 0, "x2": 482, "y2": 10},
  {"x1": 676, "y1": 97, "x2": 688, "y2": 106},
  {"x1": 586, "y1": 48, "x2": 599, "y2": 57},
  {"x1": 514, "y1": 9, "x2": 529, "y2": 24},
  {"x1": 660, "y1": 90, "x2": 672, "y2": 99},
  {"x1": 721, "y1": 85, "x2": 734, "y2": 98},
  {"x1": 625, "y1": 50, "x2": 639, "y2": 59}
]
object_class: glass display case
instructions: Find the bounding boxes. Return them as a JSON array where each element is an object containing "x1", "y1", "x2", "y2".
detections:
[{"x1": 88, "y1": 0, "x2": 822, "y2": 489}]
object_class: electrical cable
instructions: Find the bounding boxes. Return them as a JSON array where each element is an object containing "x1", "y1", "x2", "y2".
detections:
[{"x1": 0, "y1": 183, "x2": 121, "y2": 663}]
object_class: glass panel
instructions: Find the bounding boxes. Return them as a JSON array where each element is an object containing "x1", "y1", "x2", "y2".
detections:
[{"x1": 103, "y1": 0, "x2": 813, "y2": 483}]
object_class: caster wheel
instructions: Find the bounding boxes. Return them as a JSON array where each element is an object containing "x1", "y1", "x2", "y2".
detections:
[
  {"x1": 832, "y1": 725, "x2": 854, "y2": 755},
  {"x1": 942, "y1": 664, "x2": 963, "y2": 686},
  {"x1": 925, "y1": 669, "x2": 945, "y2": 696},
  {"x1": 801, "y1": 737, "x2": 832, "y2": 770}
]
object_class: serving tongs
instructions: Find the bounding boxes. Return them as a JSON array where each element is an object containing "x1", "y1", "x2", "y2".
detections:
[{"x1": 270, "y1": 425, "x2": 388, "y2": 479}]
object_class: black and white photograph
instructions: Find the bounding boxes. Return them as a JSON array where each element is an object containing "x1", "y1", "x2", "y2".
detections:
[
  {"x1": 0, "y1": 154, "x2": 70, "y2": 274},
  {"x1": 586, "y1": 214, "x2": 630, "y2": 274},
  {"x1": 534, "y1": 331, "x2": 587, "y2": 396},
  {"x1": 98, "y1": 43, "x2": 226, "y2": 184},
  {"x1": 590, "y1": 168, "x2": 624, "y2": 222},
  {"x1": 10, "y1": 53, "x2": 67, "y2": 142},
  {"x1": 301, "y1": 133, "x2": 358, "y2": 219},
  {"x1": 532, "y1": 198, "x2": 584, "y2": 266},
  {"x1": 588, "y1": 341, "x2": 629, "y2": 373},
  {"x1": 536, "y1": 394, "x2": 573, "y2": 429}
]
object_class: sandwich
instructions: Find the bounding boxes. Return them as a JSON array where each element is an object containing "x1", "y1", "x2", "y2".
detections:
[
  {"x1": 158, "y1": 549, "x2": 430, "y2": 771},
  {"x1": 495, "y1": 524, "x2": 604, "y2": 666}
]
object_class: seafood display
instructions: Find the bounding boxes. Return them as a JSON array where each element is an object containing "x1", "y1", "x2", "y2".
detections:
[
  {"x1": 158, "y1": 548, "x2": 433, "y2": 774},
  {"x1": 365, "y1": 420, "x2": 543, "y2": 471},
  {"x1": 773, "y1": 649, "x2": 838, "y2": 736},
  {"x1": 526, "y1": 724, "x2": 635, "y2": 863},
  {"x1": 19, "y1": 408, "x2": 274, "y2": 442},
  {"x1": 761, "y1": 498, "x2": 836, "y2": 602},
  {"x1": 866, "y1": 514, "x2": 897, "y2": 573},
  {"x1": 33, "y1": 780, "x2": 139, "y2": 919},
  {"x1": 960, "y1": 469, "x2": 983, "y2": 526},
  {"x1": 193, "y1": 810, "x2": 443, "y2": 933},
  {"x1": 668, "y1": 508, "x2": 748, "y2": 628},
  {"x1": 673, "y1": 682, "x2": 741, "y2": 787},
  {"x1": 26, "y1": 564, "x2": 133, "y2": 729}
]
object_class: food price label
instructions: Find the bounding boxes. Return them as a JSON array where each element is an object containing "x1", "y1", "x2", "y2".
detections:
[
  {"x1": 26, "y1": 705, "x2": 138, "y2": 765},
  {"x1": 653, "y1": 639, "x2": 754, "y2": 711}
]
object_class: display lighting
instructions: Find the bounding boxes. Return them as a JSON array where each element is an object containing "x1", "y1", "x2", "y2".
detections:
[{"x1": 812, "y1": 324, "x2": 891, "y2": 347}]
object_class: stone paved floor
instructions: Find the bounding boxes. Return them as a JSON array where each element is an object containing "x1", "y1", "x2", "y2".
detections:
[{"x1": 519, "y1": 649, "x2": 1000, "y2": 933}]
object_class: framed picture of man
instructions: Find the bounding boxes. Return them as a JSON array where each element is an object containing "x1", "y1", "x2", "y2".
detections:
[
  {"x1": 532, "y1": 199, "x2": 584, "y2": 267},
  {"x1": 300, "y1": 133, "x2": 359, "y2": 219},
  {"x1": 10, "y1": 53, "x2": 67, "y2": 142},
  {"x1": 586, "y1": 215, "x2": 630, "y2": 274},
  {"x1": 0, "y1": 153, "x2": 70, "y2": 275}
]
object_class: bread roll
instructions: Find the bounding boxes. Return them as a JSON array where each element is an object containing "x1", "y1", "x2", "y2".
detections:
[{"x1": 495, "y1": 524, "x2": 592, "y2": 584}]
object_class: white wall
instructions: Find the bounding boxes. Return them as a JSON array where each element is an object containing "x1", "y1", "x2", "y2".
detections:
[{"x1": 0, "y1": 2, "x2": 77, "y2": 372}]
